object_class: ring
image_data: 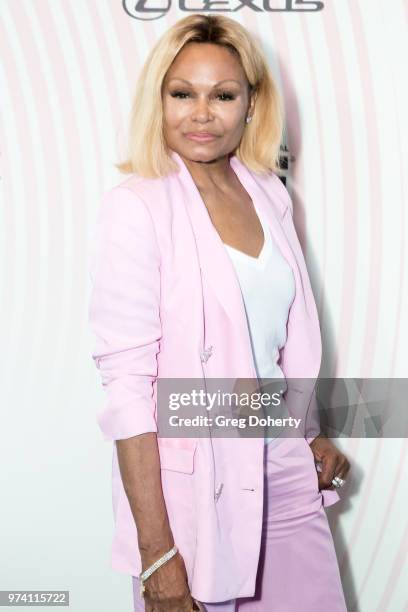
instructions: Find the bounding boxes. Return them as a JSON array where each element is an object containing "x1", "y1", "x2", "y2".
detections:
[{"x1": 331, "y1": 476, "x2": 345, "y2": 488}]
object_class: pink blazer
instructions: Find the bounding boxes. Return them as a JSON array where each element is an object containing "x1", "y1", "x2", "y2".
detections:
[{"x1": 88, "y1": 150, "x2": 340, "y2": 601}]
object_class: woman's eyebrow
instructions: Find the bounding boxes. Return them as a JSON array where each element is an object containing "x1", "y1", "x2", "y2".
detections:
[{"x1": 167, "y1": 78, "x2": 241, "y2": 86}]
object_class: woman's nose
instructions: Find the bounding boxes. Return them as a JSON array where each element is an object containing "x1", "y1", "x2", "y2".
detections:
[{"x1": 192, "y1": 97, "x2": 212, "y2": 122}]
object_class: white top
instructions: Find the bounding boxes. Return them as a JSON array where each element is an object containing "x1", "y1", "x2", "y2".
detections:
[{"x1": 224, "y1": 205, "x2": 296, "y2": 445}]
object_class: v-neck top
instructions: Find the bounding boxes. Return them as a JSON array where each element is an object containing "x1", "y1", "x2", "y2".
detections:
[{"x1": 223, "y1": 205, "x2": 296, "y2": 444}]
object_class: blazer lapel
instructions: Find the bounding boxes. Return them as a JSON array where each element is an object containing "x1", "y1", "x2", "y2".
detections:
[
  {"x1": 230, "y1": 156, "x2": 322, "y2": 379},
  {"x1": 170, "y1": 150, "x2": 320, "y2": 380},
  {"x1": 170, "y1": 151, "x2": 252, "y2": 353},
  {"x1": 229, "y1": 155, "x2": 301, "y2": 291}
]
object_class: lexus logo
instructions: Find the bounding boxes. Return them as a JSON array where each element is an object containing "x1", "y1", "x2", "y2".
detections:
[{"x1": 123, "y1": 0, "x2": 324, "y2": 21}]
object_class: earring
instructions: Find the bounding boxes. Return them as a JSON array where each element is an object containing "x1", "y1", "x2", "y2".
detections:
[{"x1": 245, "y1": 116, "x2": 252, "y2": 124}]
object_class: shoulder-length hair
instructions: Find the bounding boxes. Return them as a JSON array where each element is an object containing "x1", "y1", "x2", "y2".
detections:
[{"x1": 117, "y1": 14, "x2": 283, "y2": 178}]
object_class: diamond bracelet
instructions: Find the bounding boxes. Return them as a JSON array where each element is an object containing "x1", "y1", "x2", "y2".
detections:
[{"x1": 139, "y1": 545, "x2": 178, "y2": 598}]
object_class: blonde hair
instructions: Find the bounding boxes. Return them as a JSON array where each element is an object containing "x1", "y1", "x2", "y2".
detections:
[{"x1": 117, "y1": 14, "x2": 284, "y2": 178}]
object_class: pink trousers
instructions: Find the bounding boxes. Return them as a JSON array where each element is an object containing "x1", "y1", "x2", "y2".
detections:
[{"x1": 132, "y1": 437, "x2": 347, "y2": 611}]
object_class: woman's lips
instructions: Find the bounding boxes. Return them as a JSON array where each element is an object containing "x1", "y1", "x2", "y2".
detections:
[{"x1": 185, "y1": 133, "x2": 218, "y2": 142}]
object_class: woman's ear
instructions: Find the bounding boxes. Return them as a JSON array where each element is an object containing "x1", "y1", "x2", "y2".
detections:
[{"x1": 248, "y1": 87, "x2": 257, "y2": 116}]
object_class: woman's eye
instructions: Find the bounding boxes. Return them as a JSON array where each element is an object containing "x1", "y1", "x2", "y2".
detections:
[
  {"x1": 216, "y1": 92, "x2": 235, "y2": 101},
  {"x1": 169, "y1": 91, "x2": 236, "y2": 101},
  {"x1": 170, "y1": 91, "x2": 190, "y2": 99}
]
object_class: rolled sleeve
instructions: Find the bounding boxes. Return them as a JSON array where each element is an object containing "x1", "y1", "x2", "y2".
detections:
[{"x1": 88, "y1": 186, "x2": 162, "y2": 441}]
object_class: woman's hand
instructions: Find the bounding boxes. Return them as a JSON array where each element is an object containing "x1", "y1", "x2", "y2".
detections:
[
  {"x1": 309, "y1": 434, "x2": 351, "y2": 491},
  {"x1": 142, "y1": 551, "x2": 196, "y2": 611}
]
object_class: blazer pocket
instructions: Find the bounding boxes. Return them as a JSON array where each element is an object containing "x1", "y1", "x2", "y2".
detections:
[{"x1": 158, "y1": 442, "x2": 197, "y2": 474}]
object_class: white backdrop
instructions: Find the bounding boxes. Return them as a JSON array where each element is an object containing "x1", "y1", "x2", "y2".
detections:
[{"x1": 0, "y1": 1, "x2": 407, "y2": 610}]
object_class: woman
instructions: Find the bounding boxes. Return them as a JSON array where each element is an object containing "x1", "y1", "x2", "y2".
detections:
[{"x1": 88, "y1": 14, "x2": 350, "y2": 612}]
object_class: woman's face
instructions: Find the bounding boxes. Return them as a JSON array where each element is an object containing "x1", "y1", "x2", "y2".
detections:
[{"x1": 162, "y1": 42, "x2": 254, "y2": 163}]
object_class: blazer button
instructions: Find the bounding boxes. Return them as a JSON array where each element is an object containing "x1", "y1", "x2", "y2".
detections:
[
  {"x1": 214, "y1": 483, "x2": 224, "y2": 502},
  {"x1": 200, "y1": 345, "x2": 213, "y2": 363}
]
